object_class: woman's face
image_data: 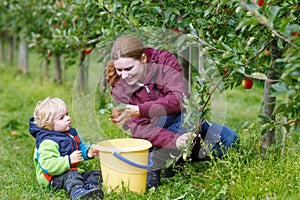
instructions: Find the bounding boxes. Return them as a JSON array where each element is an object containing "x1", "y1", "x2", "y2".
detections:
[{"x1": 114, "y1": 56, "x2": 147, "y2": 85}]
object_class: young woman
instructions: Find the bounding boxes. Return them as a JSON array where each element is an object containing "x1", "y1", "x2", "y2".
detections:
[{"x1": 106, "y1": 35, "x2": 238, "y2": 190}]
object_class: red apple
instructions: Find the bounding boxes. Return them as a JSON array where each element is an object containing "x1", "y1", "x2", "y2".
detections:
[
  {"x1": 84, "y1": 48, "x2": 92, "y2": 55},
  {"x1": 222, "y1": 70, "x2": 229, "y2": 75},
  {"x1": 221, "y1": 66, "x2": 229, "y2": 75},
  {"x1": 264, "y1": 49, "x2": 270, "y2": 56},
  {"x1": 59, "y1": 1, "x2": 64, "y2": 7},
  {"x1": 47, "y1": 51, "x2": 52, "y2": 58},
  {"x1": 61, "y1": 20, "x2": 67, "y2": 25},
  {"x1": 172, "y1": 28, "x2": 179, "y2": 33},
  {"x1": 258, "y1": 0, "x2": 264, "y2": 7},
  {"x1": 291, "y1": 32, "x2": 299, "y2": 37},
  {"x1": 242, "y1": 78, "x2": 253, "y2": 89}
]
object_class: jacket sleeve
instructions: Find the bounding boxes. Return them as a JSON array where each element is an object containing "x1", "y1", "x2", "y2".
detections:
[
  {"x1": 138, "y1": 53, "x2": 189, "y2": 118},
  {"x1": 37, "y1": 140, "x2": 70, "y2": 176},
  {"x1": 77, "y1": 133, "x2": 91, "y2": 160}
]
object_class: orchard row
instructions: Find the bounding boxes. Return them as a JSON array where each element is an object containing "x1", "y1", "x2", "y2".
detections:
[{"x1": 0, "y1": 1, "x2": 299, "y2": 142}]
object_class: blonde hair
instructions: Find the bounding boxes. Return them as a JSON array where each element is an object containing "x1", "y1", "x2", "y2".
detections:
[
  {"x1": 34, "y1": 97, "x2": 67, "y2": 130},
  {"x1": 106, "y1": 36, "x2": 145, "y2": 86}
]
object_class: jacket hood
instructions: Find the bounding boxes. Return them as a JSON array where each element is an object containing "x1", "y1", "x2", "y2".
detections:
[
  {"x1": 29, "y1": 117, "x2": 42, "y2": 138},
  {"x1": 29, "y1": 117, "x2": 67, "y2": 147}
]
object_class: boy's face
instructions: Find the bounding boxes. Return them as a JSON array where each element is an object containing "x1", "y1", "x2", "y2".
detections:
[{"x1": 53, "y1": 112, "x2": 72, "y2": 132}]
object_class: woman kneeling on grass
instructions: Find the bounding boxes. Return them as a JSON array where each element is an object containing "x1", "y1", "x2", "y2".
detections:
[
  {"x1": 29, "y1": 97, "x2": 104, "y2": 200},
  {"x1": 106, "y1": 35, "x2": 239, "y2": 190}
]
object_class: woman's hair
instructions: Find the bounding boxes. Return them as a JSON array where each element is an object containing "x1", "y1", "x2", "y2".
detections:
[
  {"x1": 106, "y1": 36, "x2": 145, "y2": 86},
  {"x1": 34, "y1": 97, "x2": 67, "y2": 130}
]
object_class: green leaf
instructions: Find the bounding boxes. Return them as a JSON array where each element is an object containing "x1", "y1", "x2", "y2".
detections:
[
  {"x1": 250, "y1": 72, "x2": 267, "y2": 80},
  {"x1": 171, "y1": 8, "x2": 180, "y2": 15},
  {"x1": 267, "y1": 6, "x2": 280, "y2": 29},
  {"x1": 273, "y1": 103, "x2": 286, "y2": 115},
  {"x1": 116, "y1": 103, "x2": 127, "y2": 110},
  {"x1": 296, "y1": 123, "x2": 300, "y2": 133},
  {"x1": 272, "y1": 82, "x2": 288, "y2": 94},
  {"x1": 177, "y1": 34, "x2": 187, "y2": 48},
  {"x1": 189, "y1": 23, "x2": 198, "y2": 37},
  {"x1": 277, "y1": 38, "x2": 284, "y2": 49},
  {"x1": 221, "y1": 52, "x2": 235, "y2": 59},
  {"x1": 261, "y1": 123, "x2": 275, "y2": 131}
]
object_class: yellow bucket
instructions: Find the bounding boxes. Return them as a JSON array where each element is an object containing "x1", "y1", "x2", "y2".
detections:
[{"x1": 96, "y1": 138, "x2": 152, "y2": 193}]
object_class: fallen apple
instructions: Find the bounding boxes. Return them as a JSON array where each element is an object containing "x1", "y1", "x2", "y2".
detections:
[{"x1": 242, "y1": 78, "x2": 253, "y2": 89}]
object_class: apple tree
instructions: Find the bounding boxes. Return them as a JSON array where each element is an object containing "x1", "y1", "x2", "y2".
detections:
[{"x1": 96, "y1": 0, "x2": 300, "y2": 152}]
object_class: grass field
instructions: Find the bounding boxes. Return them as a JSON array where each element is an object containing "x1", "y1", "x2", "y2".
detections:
[{"x1": 1, "y1": 51, "x2": 300, "y2": 200}]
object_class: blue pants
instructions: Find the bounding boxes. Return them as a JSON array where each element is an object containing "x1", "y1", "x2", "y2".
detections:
[{"x1": 156, "y1": 113, "x2": 238, "y2": 160}]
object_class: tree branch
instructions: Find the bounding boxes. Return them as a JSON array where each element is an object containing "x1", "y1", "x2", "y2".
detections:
[{"x1": 240, "y1": 1, "x2": 298, "y2": 48}]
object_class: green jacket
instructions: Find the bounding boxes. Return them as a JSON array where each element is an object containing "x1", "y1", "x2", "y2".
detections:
[{"x1": 29, "y1": 117, "x2": 91, "y2": 186}]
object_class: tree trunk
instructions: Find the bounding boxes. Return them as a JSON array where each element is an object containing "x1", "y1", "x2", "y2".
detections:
[
  {"x1": 42, "y1": 58, "x2": 49, "y2": 79},
  {"x1": 0, "y1": 31, "x2": 6, "y2": 63},
  {"x1": 178, "y1": 47, "x2": 190, "y2": 90},
  {"x1": 54, "y1": 55, "x2": 62, "y2": 84},
  {"x1": 8, "y1": 35, "x2": 16, "y2": 64},
  {"x1": 260, "y1": 71, "x2": 276, "y2": 151},
  {"x1": 260, "y1": 40, "x2": 282, "y2": 152},
  {"x1": 78, "y1": 50, "x2": 88, "y2": 91},
  {"x1": 99, "y1": 68, "x2": 107, "y2": 94},
  {"x1": 18, "y1": 40, "x2": 29, "y2": 74}
]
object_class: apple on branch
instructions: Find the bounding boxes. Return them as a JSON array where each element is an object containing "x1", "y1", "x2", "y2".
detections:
[
  {"x1": 242, "y1": 78, "x2": 253, "y2": 89},
  {"x1": 84, "y1": 48, "x2": 92, "y2": 55}
]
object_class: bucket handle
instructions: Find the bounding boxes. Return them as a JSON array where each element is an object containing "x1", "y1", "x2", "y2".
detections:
[{"x1": 112, "y1": 152, "x2": 153, "y2": 169}]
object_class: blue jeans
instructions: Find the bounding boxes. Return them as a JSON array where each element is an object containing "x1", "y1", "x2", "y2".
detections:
[{"x1": 156, "y1": 113, "x2": 238, "y2": 160}]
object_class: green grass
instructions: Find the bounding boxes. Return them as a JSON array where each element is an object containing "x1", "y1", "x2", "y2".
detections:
[{"x1": 1, "y1": 52, "x2": 300, "y2": 200}]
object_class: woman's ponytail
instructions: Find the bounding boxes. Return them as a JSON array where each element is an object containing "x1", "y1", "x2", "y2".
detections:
[{"x1": 106, "y1": 61, "x2": 119, "y2": 86}]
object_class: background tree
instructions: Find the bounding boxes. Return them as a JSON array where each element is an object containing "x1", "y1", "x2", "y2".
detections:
[{"x1": 0, "y1": 0, "x2": 299, "y2": 151}]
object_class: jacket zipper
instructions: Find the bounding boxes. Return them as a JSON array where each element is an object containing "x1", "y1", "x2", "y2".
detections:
[
  {"x1": 137, "y1": 82, "x2": 157, "y2": 100},
  {"x1": 144, "y1": 85, "x2": 151, "y2": 93}
]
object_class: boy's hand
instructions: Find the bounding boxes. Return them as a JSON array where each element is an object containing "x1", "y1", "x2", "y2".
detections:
[
  {"x1": 70, "y1": 150, "x2": 82, "y2": 164},
  {"x1": 87, "y1": 145, "x2": 99, "y2": 158}
]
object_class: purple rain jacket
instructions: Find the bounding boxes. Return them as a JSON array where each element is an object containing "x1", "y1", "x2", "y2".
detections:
[{"x1": 111, "y1": 47, "x2": 190, "y2": 149}]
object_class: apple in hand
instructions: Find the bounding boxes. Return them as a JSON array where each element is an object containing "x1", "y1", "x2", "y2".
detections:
[
  {"x1": 112, "y1": 107, "x2": 122, "y2": 119},
  {"x1": 242, "y1": 78, "x2": 253, "y2": 89}
]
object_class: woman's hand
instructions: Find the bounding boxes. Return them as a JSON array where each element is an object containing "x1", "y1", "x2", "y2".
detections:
[
  {"x1": 112, "y1": 105, "x2": 140, "y2": 126},
  {"x1": 176, "y1": 132, "x2": 196, "y2": 148}
]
